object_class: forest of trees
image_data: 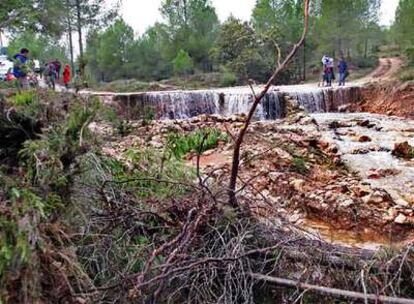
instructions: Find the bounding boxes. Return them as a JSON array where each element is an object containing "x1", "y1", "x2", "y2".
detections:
[
  {"x1": 2, "y1": 0, "x2": 413, "y2": 85},
  {"x1": 83, "y1": 0, "x2": 385, "y2": 84},
  {"x1": 392, "y1": 0, "x2": 414, "y2": 65}
]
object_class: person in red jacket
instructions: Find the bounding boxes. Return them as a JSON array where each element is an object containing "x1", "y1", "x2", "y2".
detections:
[{"x1": 63, "y1": 64, "x2": 71, "y2": 89}]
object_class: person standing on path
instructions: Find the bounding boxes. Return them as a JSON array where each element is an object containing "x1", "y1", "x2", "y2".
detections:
[
  {"x1": 338, "y1": 56, "x2": 348, "y2": 86},
  {"x1": 44, "y1": 62, "x2": 57, "y2": 90},
  {"x1": 53, "y1": 59, "x2": 62, "y2": 80},
  {"x1": 12, "y1": 48, "x2": 30, "y2": 91},
  {"x1": 63, "y1": 64, "x2": 71, "y2": 89}
]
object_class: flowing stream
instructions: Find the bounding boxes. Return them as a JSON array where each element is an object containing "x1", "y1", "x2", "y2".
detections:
[
  {"x1": 101, "y1": 85, "x2": 362, "y2": 119},
  {"x1": 96, "y1": 83, "x2": 414, "y2": 249}
]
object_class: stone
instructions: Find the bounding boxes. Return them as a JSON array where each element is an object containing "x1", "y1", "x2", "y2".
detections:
[
  {"x1": 394, "y1": 213, "x2": 407, "y2": 224},
  {"x1": 299, "y1": 116, "x2": 318, "y2": 126},
  {"x1": 358, "y1": 135, "x2": 372, "y2": 142},
  {"x1": 388, "y1": 207, "x2": 399, "y2": 218},
  {"x1": 328, "y1": 145, "x2": 339, "y2": 154},
  {"x1": 318, "y1": 140, "x2": 330, "y2": 149},
  {"x1": 395, "y1": 199, "x2": 410, "y2": 207},
  {"x1": 289, "y1": 211, "x2": 302, "y2": 223},
  {"x1": 338, "y1": 104, "x2": 350, "y2": 112},
  {"x1": 362, "y1": 190, "x2": 389, "y2": 204},
  {"x1": 290, "y1": 179, "x2": 305, "y2": 192},
  {"x1": 324, "y1": 191, "x2": 333, "y2": 199},
  {"x1": 339, "y1": 199, "x2": 354, "y2": 208},
  {"x1": 268, "y1": 172, "x2": 283, "y2": 182},
  {"x1": 356, "y1": 120, "x2": 370, "y2": 127},
  {"x1": 149, "y1": 140, "x2": 164, "y2": 148},
  {"x1": 392, "y1": 141, "x2": 414, "y2": 159},
  {"x1": 352, "y1": 185, "x2": 372, "y2": 198},
  {"x1": 351, "y1": 148, "x2": 370, "y2": 155}
]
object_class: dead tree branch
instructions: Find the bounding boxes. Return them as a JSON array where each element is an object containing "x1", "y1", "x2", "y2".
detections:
[
  {"x1": 249, "y1": 273, "x2": 414, "y2": 304},
  {"x1": 228, "y1": 0, "x2": 310, "y2": 206}
]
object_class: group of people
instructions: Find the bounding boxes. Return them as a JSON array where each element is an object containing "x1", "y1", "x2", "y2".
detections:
[
  {"x1": 43, "y1": 59, "x2": 72, "y2": 90},
  {"x1": 321, "y1": 55, "x2": 349, "y2": 87},
  {"x1": 11, "y1": 48, "x2": 72, "y2": 91}
]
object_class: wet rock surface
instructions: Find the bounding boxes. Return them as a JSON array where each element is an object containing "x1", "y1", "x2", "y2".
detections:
[
  {"x1": 97, "y1": 112, "x2": 414, "y2": 249},
  {"x1": 312, "y1": 113, "x2": 414, "y2": 211}
]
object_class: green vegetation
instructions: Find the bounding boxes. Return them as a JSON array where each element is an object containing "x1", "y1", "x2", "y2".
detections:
[
  {"x1": 7, "y1": 32, "x2": 68, "y2": 64},
  {"x1": 291, "y1": 155, "x2": 309, "y2": 174},
  {"x1": 166, "y1": 128, "x2": 229, "y2": 159},
  {"x1": 173, "y1": 49, "x2": 194, "y2": 76},
  {"x1": 392, "y1": 0, "x2": 414, "y2": 49},
  {"x1": 122, "y1": 147, "x2": 195, "y2": 198},
  {"x1": 12, "y1": 90, "x2": 36, "y2": 106},
  {"x1": 391, "y1": 0, "x2": 414, "y2": 81},
  {"x1": 82, "y1": 0, "x2": 386, "y2": 87},
  {"x1": 399, "y1": 67, "x2": 414, "y2": 81},
  {"x1": 5, "y1": 0, "x2": 413, "y2": 88}
]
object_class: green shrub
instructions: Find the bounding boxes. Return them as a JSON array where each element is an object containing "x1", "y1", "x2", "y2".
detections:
[
  {"x1": 352, "y1": 56, "x2": 378, "y2": 68},
  {"x1": 66, "y1": 98, "x2": 101, "y2": 143},
  {"x1": 404, "y1": 47, "x2": 414, "y2": 65},
  {"x1": 399, "y1": 68, "x2": 414, "y2": 82},
  {"x1": 291, "y1": 156, "x2": 309, "y2": 174},
  {"x1": 172, "y1": 49, "x2": 194, "y2": 76},
  {"x1": 12, "y1": 90, "x2": 36, "y2": 106},
  {"x1": 142, "y1": 108, "x2": 156, "y2": 126},
  {"x1": 166, "y1": 128, "x2": 228, "y2": 159},
  {"x1": 122, "y1": 147, "x2": 195, "y2": 198},
  {"x1": 220, "y1": 71, "x2": 238, "y2": 87},
  {"x1": 116, "y1": 120, "x2": 132, "y2": 136}
]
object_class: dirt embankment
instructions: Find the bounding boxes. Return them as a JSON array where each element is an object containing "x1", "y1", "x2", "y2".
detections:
[
  {"x1": 352, "y1": 81, "x2": 414, "y2": 118},
  {"x1": 349, "y1": 57, "x2": 414, "y2": 118}
]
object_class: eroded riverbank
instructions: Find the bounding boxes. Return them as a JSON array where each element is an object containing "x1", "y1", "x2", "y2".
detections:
[{"x1": 97, "y1": 111, "x2": 414, "y2": 250}]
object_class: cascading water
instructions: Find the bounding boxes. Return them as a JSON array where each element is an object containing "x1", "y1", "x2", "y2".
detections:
[
  {"x1": 106, "y1": 85, "x2": 361, "y2": 120},
  {"x1": 113, "y1": 89, "x2": 284, "y2": 120},
  {"x1": 295, "y1": 90, "x2": 326, "y2": 113}
]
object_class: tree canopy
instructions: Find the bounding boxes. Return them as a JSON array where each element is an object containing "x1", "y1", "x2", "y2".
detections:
[
  {"x1": 393, "y1": 0, "x2": 414, "y2": 47},
  {"x1": 2, "y1": 0, "x2": 394, "y2": 85}
]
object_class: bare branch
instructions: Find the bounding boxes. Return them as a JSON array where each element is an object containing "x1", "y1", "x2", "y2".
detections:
[
  {"x1": 249, "y1": 273, "x2": 414, "y2": 304},
  {"x1": 228, "y1": 0, "x2": 311, "y2": 206}
]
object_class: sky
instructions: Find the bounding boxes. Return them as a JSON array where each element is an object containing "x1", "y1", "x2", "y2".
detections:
[{"x1": 121, "y1": 0, "x2": 400, "y2": 37}]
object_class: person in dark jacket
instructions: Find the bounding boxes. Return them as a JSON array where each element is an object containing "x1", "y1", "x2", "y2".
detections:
[
  {"x1": 53, "y1": 59, "x2": 62, "y2": 80},
  {"x1": 13, "y1": 48, "x2": 29, "y2": 90},
  {"x1": 338, "y1": 56, "x2": 348, "y2": 86}
]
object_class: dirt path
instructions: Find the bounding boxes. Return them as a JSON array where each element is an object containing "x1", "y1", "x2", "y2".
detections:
[{"x1": 356, "y1": 57, "x2": 403, "y2": 84}]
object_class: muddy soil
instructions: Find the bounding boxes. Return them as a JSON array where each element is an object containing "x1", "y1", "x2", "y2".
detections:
[
  {"x1": 98, "y1": 113, "x2": 414, "y2": 249},
  {"x1": 351, "y1": 81, "x2": 414, "y2": 119}
]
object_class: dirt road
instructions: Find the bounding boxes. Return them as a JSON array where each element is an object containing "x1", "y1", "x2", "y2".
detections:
[{"x1": 356, "y1": 57, "x2": 403, "y2": 84}]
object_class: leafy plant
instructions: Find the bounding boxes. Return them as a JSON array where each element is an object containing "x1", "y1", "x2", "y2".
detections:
[
  {"x1": 399, "y1": 67, "x2": 414, "y2": 82},
  {"x1": 166, "y1": 128, "x2": 228, "y2": 159},
  {"x1": 220, "y1": 70, "x2": 238, "y2": 87},
  {"x1": 121, "y1": 147, "x2": 195, "y2": 198},
  {"x1": 66, "y1": 98, "x2": 101, "y2": 143},
  {"x1": 404, "y1": 47, "x2": 414, "y2": 65},
  {"x1": 117, "y1": 119, "x2": 132, "y2": 136},
  {"x1": 0, "y1": 188, "x2": 47, "y2": 281},
  {"x1": 12, "y1": 90, "x2": 36, "y2": 106},
  {"x1": 142, "y1": 108, "x2": 156, "y2": 126},
  {"x1": 172, "y1": 49, "x2": 194, "y2": 76},
  {"x1": 291, "y1": 155, "x2": 309, "y2": 174}
]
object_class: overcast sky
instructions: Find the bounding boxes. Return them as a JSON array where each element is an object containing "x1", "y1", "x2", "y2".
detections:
[{"x1": 121, "y1": 0, "x2": 400, "y2": 36}]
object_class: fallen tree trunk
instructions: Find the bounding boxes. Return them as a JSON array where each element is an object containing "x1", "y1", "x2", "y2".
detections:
[{"x1": 250, "y1": 273, "x2": 414, "y2": 304}]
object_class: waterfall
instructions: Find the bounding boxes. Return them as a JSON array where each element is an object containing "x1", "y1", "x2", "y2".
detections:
[
  {"x1": 295, "y1": 90, "x2": 326, "y2": 113},
  {"x1": 107, "y1": 85, "x2": 361, "y2": 121},
  {"x1": 293, "y1": 86, "x2": 362, "y2": 113}
]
